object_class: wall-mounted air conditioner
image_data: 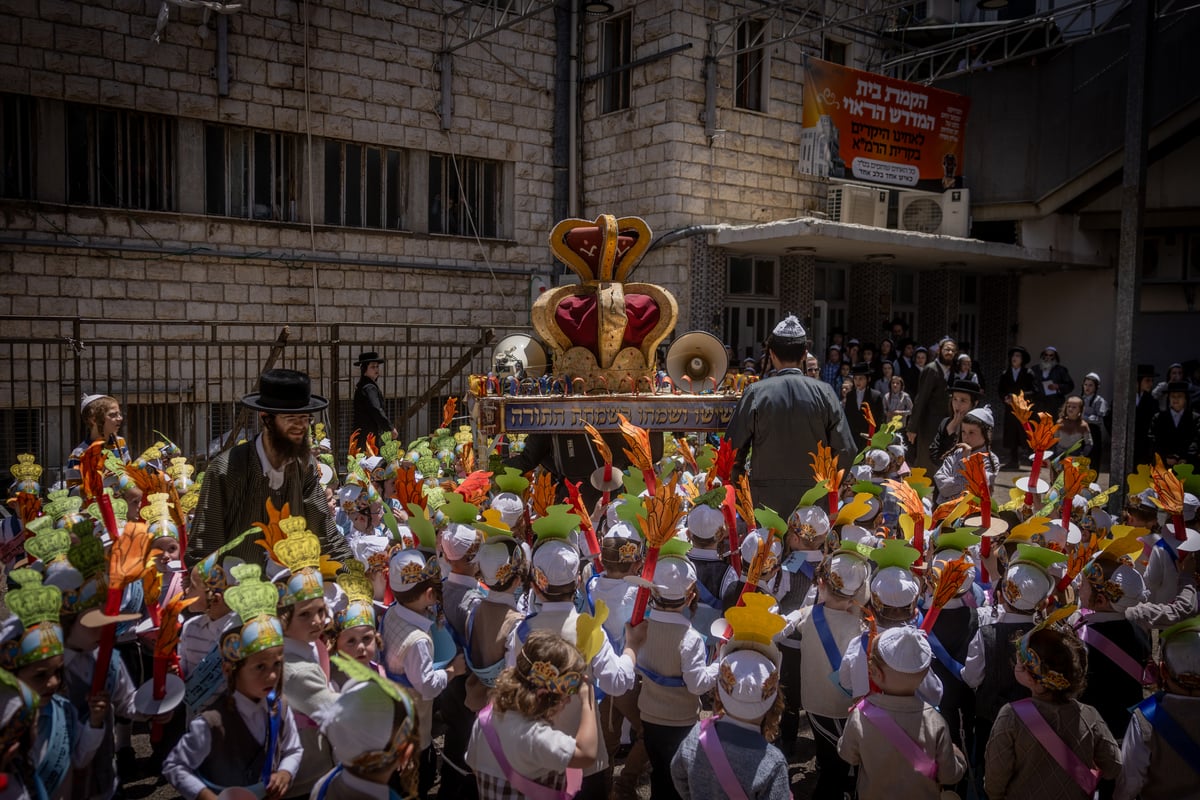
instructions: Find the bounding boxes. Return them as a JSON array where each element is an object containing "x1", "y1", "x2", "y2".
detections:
[
  {"x1": 897, "y1": 188, "x2": 970, "y2": 237},
  {"x1": 827, "y1": 183, "x2": 889, "y2": 228}
]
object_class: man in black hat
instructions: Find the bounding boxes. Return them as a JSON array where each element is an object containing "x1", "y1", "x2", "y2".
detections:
[
  {"x1": 998, "y1": 345, "x2": 1037, "y2": 468},
  {"x1": 844, "y1": 362, "x2": 885, "y2": 445},
  {"x1": 1150, "y1": 381, "x2": 1200, "y2": 467},
  {"x1": 351, "y1": 351, "x2": 397, "y2": 444},
  {"x1": 909, "y1": 337, "x2": 958, "y2": 472},
  {"x1": 186, "y1": 369, "x2": 351, "y2": 567},
  {"x1": 928, "y1": 379, "x2": 982, "y2": 467},
  {"x1": 726, "y1": 315, "x2": 856, "y2": 516}
]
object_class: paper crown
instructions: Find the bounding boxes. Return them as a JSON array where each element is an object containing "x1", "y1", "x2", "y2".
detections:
[
  {"x1": 869, "y1": 538, "x2": 921, "y2": 571},
  {"x1": 1017, "y1": 605, "x2": 1076, "y2": 692},
  {"x1": 9, "y1": 453, "x2": 42, "y2": 493},
  {"x1": 221, "y1": 564, "x2": 285, "y2": 661},
  {"x1": 335, "y1": 563, "x2": 377, "y2": 631},
  {"x1": 531, "y1": 504, "x2": 582, "y2": 541},
  {"x1": 0, "y1": 667, "x2": 40, "y2": 758},
  {"x1": 273, "y1": 525, "x2": 325, "y2": 607},
  {"x1": 723, "y1": 593, "x2": 787, "y2": 653},
  {"x1": 195, "y1": 528, "x2": 257, "y2": 592},
  {"x1": 141, "y1": 493, "x2": 178, "y2": 541},
  {"x1": 23, "y1": 523, "x2": 72, "y2": 565},
  {"x1": 3, "y1": 569, "x2": 64, "y2": 668},
  {"x1": 474, "y1": 508, "x2": 516, "y2": 542},
  {"x1": 325, "y1": 653, "x2": 417, "y2": 770},
  {"x1": 532, "y1": 214, "x2": 678, "y2": 393},
  {"x1": 493, "y1": 467, "x2": 530, "y2": 495}
]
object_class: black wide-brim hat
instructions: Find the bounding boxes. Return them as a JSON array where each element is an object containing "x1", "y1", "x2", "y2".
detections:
[
  {"x1": 947, "y1": 378, "x2": 982, "y2": 397},
  {"x1": 1008, "y1": 345, "x2": 1030, "y2": 365},
  {"x1": 850, "y1": 362, "x2": 872, "y2": 376},
  {"x1": 242, "y1": 369, "x2": 328, "y2": 413},
  {"x1": 1137, "y1": 364, "x2": 1158, "y2": 379},
  {"x1": 353, "y1": 351, "x2": 385, "y2": 366}
]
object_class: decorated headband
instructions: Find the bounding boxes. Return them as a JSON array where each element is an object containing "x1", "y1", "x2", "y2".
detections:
[
  {"x1": 221, "y1": 564, "x2": 285, "y2": 662},
  {"x1": 1016, "y1": 605, "x2": 1077, "y2": 692},
  {"x1": 516, "y1": 646, "x2": 584, "y2": 697},
  {"x1": 328, "y1": 653, "x2": 418, "y2": 771}
]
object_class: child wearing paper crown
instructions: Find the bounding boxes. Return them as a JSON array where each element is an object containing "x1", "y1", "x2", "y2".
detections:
[
  {"x1": 838, "y1": 626, "x2": 967, "y2": 800},
  {"x1": 795, "y1": 543, "x2": 870, "y2": 799},
  {"x1": 0, "y1": 667, "x2": 42, "y2": 800},
  {"x1": 1076, "y1": 550, "x2": 1152, "y2": 741},
  {"x1": 504, "y1": 505, "x2": 642, "y2": 800},
  {"x1": 163, "y1": 564, "x2": 303, "y2": 800},
  {"x1": 466, "y1": 630, "x2": 598, "y2": 800},
  {"x1": 327, "y1": 565, "x2": 382, "y2": 677},
  {"x1": 180, "y1": 536, "x2": 249, "y2": 716},
  {"x1": 269, "y1": 520, "x2": 339, "y2": 799},
  {"x1": 1115, "y1": 617, "x2": 1200, "y2": 800},
  {"x1": 313, "y1": 655, "x2": 421, "y2": 800},
  {"x1": 668, "y1": 594, "x2": 790, "y2": 800},
  {"x1": 984, "y1": 619, "x2": 1121, "y2": 800},
  {"x1": 1, "y1": 570, "x2": 104, "y2": 800},
  {"x1": 381, "y1": 515, "x2": 466, "y2": 796},
  {"x1": 634, "y1": 546, "x2": 718, "y2": 800},
  {"x1": 464, "y1": 519, "x2": 528, "y2": 713}
]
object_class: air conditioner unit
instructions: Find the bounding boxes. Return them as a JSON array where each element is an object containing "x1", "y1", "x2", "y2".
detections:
[
  {"x1": 897, "y1": 188, "x2": 971, "y2": 237},
  {"x1": 827, "y1": 184, "x2": 889, "y2": 228}
]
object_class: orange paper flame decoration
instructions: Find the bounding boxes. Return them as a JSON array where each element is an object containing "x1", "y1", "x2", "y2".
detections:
[
  {"x1": 108, "y1": 525, "x2": 154, "y2": 593},
  {"x1": 676, "y1": 438, "x2": 699, "y2": 475},
  {"x1": 363, "y1": 434, "x2": 378, "y2": 458},
  {"x1": 393, "y1": 463, "x2": 427, "y2": 511},
  {"x1": 251, "y1": 499, "x2": 292, "y2": 563},
  {"x1": 79, "y1": 441, "x2": 107, "y2": 503},
  {"x1": 809, "y1": 443, "x2": 845, "y2": 495},
  {"x1": 884, "y1": 478, "x2": 926, "y2": 524},
  {"x1": 707, "y1": 439, "x2": 735, "y2": 490},
  {"x1": 921, "y1": 555, "x2": 972, "y2": 632},
  {"x1": 441, "y1": 397, "x2": 459, "y2": 430},
  {"x1": 1059, "y1": 457, "x2": 1086, "y2": 525},
  {"x1": 7, "y1": 493, "x2": 41, "y2": 525},
  {"x1": 459, "y1": 442, "x2": 476, "y2": 475},
  {"x1": 960, "y1": 452, "x2": 993, "y2": 526},
  {"x1": 860, "y1": 402, "x2": 877, "y2": 436},
  {"x1": 931, "y1": 492, "x2": 970, "y2": 530},
  {"x1": 1059, "y1": 533, "x2": 1102, "y2": 593},
  {"x1": 1010, "y1": 391, "x2": 1034, "y2": 429},
  {"x1": 348, "y1": 431, "x2": 363, "y2": 458},
  {"x1": 582, "y1": 423, "x2": 613, "y2": 467},
  {"x1": 154, "y1": 594, "x2": 197, "y2": 659},
  {"x1": 635, "y1": 475, "x2": 685, "y2": 550},
  {"x1": 531, "y1": 470, "x2": 557, "y2": 519},
  {"x1": 744, "y1": 536, "x2": 772, "y2": 589},
  {"x1": 734, "y1": 474, "x2": 757, "y2": 532},
  {"x1": 142, "y1": 558, "x2": 163, "y2": 609},
  {"x1": 123, "y1": 464, "x2": 171, "y2": 499},
  {"x1": 1024, "y1": 412, "x2": 1061, "y2": 453},
  {"x1": 454, "y1": 470, "x2": 493, "y2": 506},
  {"x1": 1149, "y1": 455, "x2": 1189, "y2": 541},
  {"x1": 617, "y1": 414, "x2": 656, "y2": 495}
]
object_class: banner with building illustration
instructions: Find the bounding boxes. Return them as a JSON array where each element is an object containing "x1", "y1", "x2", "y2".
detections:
[{"x1": 800, "y1": 56, "x2": 971, "y2": 190}]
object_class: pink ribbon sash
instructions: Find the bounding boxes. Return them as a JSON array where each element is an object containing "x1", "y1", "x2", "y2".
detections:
[
  {"x1": 1011, "y1": 699, "x2": 1100, "y2": 794},
  {"x1": 478, "y1": 704, "x2": 581, "y2": 800},
  {"x1": 1076, "y1": 623, "x2": 1156, "y2": 685},
  {"x1": 856, "y1": 698, "x2": 938, "y2": 781},
  {"x1": 697, "y1": 716, "x2": 749, "y2": 800}
]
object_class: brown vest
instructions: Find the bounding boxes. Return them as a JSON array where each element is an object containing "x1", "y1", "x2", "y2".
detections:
[
  {"x1": 198, "y1": 695, "x2": 288, "y2": 789},
  {"x1": 636, "y1": 618, "x2": 695, "y2": 726}
]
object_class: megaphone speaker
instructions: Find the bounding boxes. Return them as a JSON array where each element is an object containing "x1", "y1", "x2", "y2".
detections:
[{"x1": 666, "y1": 331, "x2": 728, "y2": 392}]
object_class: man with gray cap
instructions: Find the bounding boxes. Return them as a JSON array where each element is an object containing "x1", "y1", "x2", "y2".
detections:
[{"x1": 725, "y1": 315, "x2": 855, "y2": 517}]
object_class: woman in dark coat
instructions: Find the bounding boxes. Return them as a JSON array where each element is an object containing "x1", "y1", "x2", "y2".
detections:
[{"x1": 997, "y1": 346, "x2": 1037, "y2": 469}]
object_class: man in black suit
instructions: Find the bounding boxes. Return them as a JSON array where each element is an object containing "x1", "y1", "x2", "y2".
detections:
[
  {"x1": 1134, "y1": 364, "x2": 1159, "y2": 464},
  {"x1": 1151, "y1": 381, "x2": 1200, "y2": 467},
  {"x1": 844, "y1": 362, "x2": 886, "y2": 446},
  {"x1": 909, "y1": 337, "x2": 958, "y2": 472}
]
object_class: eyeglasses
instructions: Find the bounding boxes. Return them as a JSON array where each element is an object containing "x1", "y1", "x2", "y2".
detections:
[
  {"x1": 276, "y1": 413, "x2": 313, "y2": 424},
  {"x1": 805, "y1": 368, "x2": 820, "y2": 375}
]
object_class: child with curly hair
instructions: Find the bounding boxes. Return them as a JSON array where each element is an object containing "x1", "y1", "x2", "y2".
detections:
[
  {"x1": 984, "y1": 620, "x2": 1122, "y2": 800},
  {"x1": 465, "y1": 630, "x2": 597, "y2": 799}
]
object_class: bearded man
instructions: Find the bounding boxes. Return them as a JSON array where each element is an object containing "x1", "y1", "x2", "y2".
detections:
[
  {"x1": 908, "y1": 337, "x2": 958, "y2": 473},
  {"x1": 185, "y1": 369, "x2": 351, "y2": 566}
]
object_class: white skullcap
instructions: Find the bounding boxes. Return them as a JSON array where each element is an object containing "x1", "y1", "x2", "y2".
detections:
[
  {"x1": 771, "y1": 315, "x2": 806, "y2": 339},
  {"x1": 870, "y1": 565, "x2": 920, "y2": 608},
  {"x1": 864, "y1": 449, "x2": 891, "y2": 472},
  {"x1": 717, "y1": 649, "x2": 779, "y2": 720},
  {"x1": 1045, "y1": 521, "x2": 1082, "y2": 546},
  {"x1": 387, "y1": 549, "x2": 431, "y2": 592},
  {"x1": 1164, "y1": 629, "x2": 1200, "y2": 679},
  {"x1": 687, "y1": 505, "x2": 725, "y2": 540},
  {"x1": 80, "y1": 393, "x2": 107, "y2": 412},
  {"x1": 740, "y1": 529, "x2": 782, "y2": 569},
  {"x1": 1107, "y1": 562, "x2": 1149, "y2": 612},
  {"x1": 876, "y1": 626, "x2": 932, "y2": 674},
  {"x1": 532, "y1": 539, "x2": 580, "y2": 588},
  {"x1": 1185, "y1": 493, "x2": 1200, "y2": 519},
  {"x1": 931, "y1": 548, "x2": 976, "y2": 594},
  {"x1": 324, "y1": 581, "x2": 347, "y2": 616},
  {"x1": 789, "y1": 505, "x2": 830, "y2": 537},
  {"x1": 840, "y1": 524, "x2": 880, "y2": 549},
  {"x1": 440, "y1": 523, "x2": 480, "y2": 562},
  {"x1": 825, "y1": 551, "x2": 869, "y2": 596},
  {"x1": 477, "y1": 540, "x2": 519, "y2": 586},
  {"x1": 604, "y1": 520, "x2": 640, "y2": 542},
  {"x1": 650, "y1": 555, "x2": 696, "y2": 601},
  {"x1": 1089, "y1": 509, "x2": 1113, "y2": 531},
  {"x1": 318, "y1": 680, "x2": 400, "y2": 765},
  {"x1": 1002, "y1": 562, "x2": 1052, "y2": 611},
  {"x1": 1084, "y1": 372, "x2": 1101, "y2": 384},
  {"x1": 965, "y1": 406, "x2": 994, "y2": 428},
  {"x1": 490, "y1": 492, "x2": 525, "y2": 529}
]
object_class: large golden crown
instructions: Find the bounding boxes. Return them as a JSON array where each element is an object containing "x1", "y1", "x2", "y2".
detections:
[
  {"x1": 532, "y1": 214, "x2": 678, "y2": 392},
  {"x1": 274, "y1": 528, "x2": 321, "y2": 572}
]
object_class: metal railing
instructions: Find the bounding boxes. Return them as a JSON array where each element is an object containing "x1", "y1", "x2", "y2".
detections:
[{"x1": 0, "y1": 316, "x2": 524, "y2": 485}]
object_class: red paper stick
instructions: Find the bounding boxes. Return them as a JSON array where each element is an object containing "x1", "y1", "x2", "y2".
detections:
[
  {"x1": 721, "y1": 487, "x2": 743, "y2": 577},
  {"x1": 1024, "y1": 450, "x2": 1044, "y2": 507},
  {"x1": 828, "y1": 483, "x2": 839, "y2": 518},
  {"x1": 913, "y1": 516, "x2": 926, "y2": 568},
  {"x1": 1173, "y1": 513, "x2": 1187, "y2": 542},
  {"x1": 629, "y1": 547, "x2": 660, "y2": 627},
  {"x1": 565, "y1": 481, "x2": 603, "y2": 575},
  {"x1": 97, "y1": 493, "x2": 121, "y2": 545}
]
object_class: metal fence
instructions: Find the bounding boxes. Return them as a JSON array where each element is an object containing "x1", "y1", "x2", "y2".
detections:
[{"x1": 0, "y1": 316, "x2": 524, "y2": 485}]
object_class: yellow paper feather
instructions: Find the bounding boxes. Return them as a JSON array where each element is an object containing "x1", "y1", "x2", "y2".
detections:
[
  {"x1": 1007, "y1": 515, "x2": 1052, "y2": 544},
  {"x1": 576, "y1": 599, "x2": 609, "y2": 662},
  {"x1": 835, "y1": 493, "x2": 873, "y2": 527}
]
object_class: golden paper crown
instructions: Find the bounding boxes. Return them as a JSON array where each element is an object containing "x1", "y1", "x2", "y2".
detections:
[
  {"x1": 23, "y1": 525, "x2": 72, "y2": 565},
  {"x1": 6, "y1": 569, "x2": 62, "y2": 629},
  {"x1": 337, "y1": 562, "x2": 374, "y2": 605},
  {"x1": 724, "y1": 593, "x2": 787, "y2": 647},
  {"x1": 278, "y1": 515, "x2": 311, "y2": 538},
  {"x1": 10, "y1": 454, "x2": 42, "y2": 484},
  {"x1": 274, "y1": 529, "x2": 321, "y2": 573}
]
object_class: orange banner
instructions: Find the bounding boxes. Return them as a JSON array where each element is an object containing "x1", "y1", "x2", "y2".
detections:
[{"x1": 801, "y1": 57, "x2": 970, "y2": 190}]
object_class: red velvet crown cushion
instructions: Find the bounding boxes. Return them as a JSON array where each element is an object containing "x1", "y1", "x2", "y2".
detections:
[{"x1": 553, "y1": 294, "x2": 661, "y2": 354}]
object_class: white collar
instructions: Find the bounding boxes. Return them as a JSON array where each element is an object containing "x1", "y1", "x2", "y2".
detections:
[
  {"x1": 256, "y1": 435, "x2": 288, "y2": 491},
  {"x1": 534, "y1": 601, "x2": 577, "y2": 614},
  {"x1": 482, "y1": 591, "x2": 521, "y2": 610},
  {"x1": 445, "y1": 573, "x2": 480, "y2": 589},
  {"x1": 996, "y1": 609, "x2": 1035, "y2": 623},
  {"x1": 389, "y1": 603, "x2": 434, "y2": 630},
  {"x1": 337, "y1": 769, "x2": 391, "y2": 800},
  {"x1": 647, "y1": 609, "x2": 691, "y2": 626},
  {"x1": 233, "y1": 690, "x2": 269, "y2": 734}
]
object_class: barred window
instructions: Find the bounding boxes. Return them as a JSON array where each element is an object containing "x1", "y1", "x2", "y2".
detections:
[
  {"x1": 205, "y1": 125, "x2": 300, "y2": 221},
  {"x1": 735, "y1": 19, "x2": 767, "y2": 112},
  {"x1": 0, "y1": 94, "x2": 34, "y2": 200},
  {"x1": 324, "y1": 140, "x2": 407, "y2": 230},
  {"x1": 428, "y1": 154, "x2": 503, "y2": 238},
  {"x1": 599, "y1": 13, "x2": 632, "y2": 114},
  {"x1": 66, "y1": 104, "x2": 174, "y2": 211}
]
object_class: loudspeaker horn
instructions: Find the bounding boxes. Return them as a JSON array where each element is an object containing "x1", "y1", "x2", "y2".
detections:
[
  {"x1": 665, "y1": 331, "x2": 728, "y2": 392},
  {"x1": 491, "y1": 334, "x2": 547, "y2": 378}
]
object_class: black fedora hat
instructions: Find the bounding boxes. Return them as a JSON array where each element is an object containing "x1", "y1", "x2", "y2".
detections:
[
  {"x1": 353, "y1": 351, "x2": 385, "y2": 367},
  {"x1": 242, "y1": 369, "x2": 328, "y2": 413},
  {"x1": 1167, "y1": 381, "x2": 1191, "y2": 395},
  {"x1": 1007, "y1": 345, "x2": 1030, "y2": 366},
  {"x1": 850, "y1": 362, "x2": 872, "y2": 376},
  {"x1": 1137, "y1": 364, "x2": 1158, "y2": 379},
  {"x1": 947, "y1": 378, "x2": 982, "y2": 397}
]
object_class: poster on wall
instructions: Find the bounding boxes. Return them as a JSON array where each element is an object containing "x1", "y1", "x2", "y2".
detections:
[{"x1": 800, "y1": 56, "x2": 971, "y2": 191}]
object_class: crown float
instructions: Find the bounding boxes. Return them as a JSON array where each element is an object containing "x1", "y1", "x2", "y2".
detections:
[{"x1": 532, "y1": 214, "x2": 678, "y2": 393}]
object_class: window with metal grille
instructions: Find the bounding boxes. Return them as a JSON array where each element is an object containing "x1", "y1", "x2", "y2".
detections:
[
  {"x1": 735, "y1": 19, "x2": 767, "y2": 112},
  {"x1": 324, "y1": 139, "x2": 408, "y2": 230},
  {"x1": 205, "y1": 125, "x2": 300, "y2": 221},
  {"x1": 0, "y1": 94, "x2": 34, "y2": 200},
  {"x1": 66, "y1": 104, "x2": 174, "y2": 211},
  {"x1": 599, "y1": 13, "x2": 632, "y2": 114},
  {"x1": 427, "y1": 153, "x2": 503, "y2": 238},
  {"x1": 728, "y1": 256, "x2": 778, "y2": 297}
]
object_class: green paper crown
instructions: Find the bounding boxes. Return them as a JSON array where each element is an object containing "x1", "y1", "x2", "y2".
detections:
[
  {"x1": 23, "y1": 525, "x2": 72, "y2": 564},
  {"x1": 798, "y1": 483, "x2": 832, "y2": 508},
  {"x1": 614, "y1": 495, "x2": 647, "y2": 530},
  {"x1": 622, "y1": 468, "x2": 646, "y2": 497},
  {"x1": 852, "y1": 480, "x2": 883, "y2": 497},
  {"x1": 442, "y1": 494, "x2": 480, "y2": 525},
  {"x1": 659, "y1": 537, "x2": 693, "y2": 558},
  {"x1": 754, "y1": 506, "x2": 788, "y2": 537},
  {"x1": 404, "y1": 504, "x2": 438, "y2": 550},
  {"x1": 934, "y1": 528, "x2": 981, "y2": 554},
  {"x1": 494, "y1": 467, "x2": 530, "y2": 494},
  {"x1": 45, "y1": 495, "x2": 82, "y2": 523},
  {"x1": 85, "y1": 491, "x2": 127, "y2": 526},
  {"x1": 67, "y1": 533, "x2": 107, "y2": 579},
  {"x1": 6, "y1": 569, "x2": 62, "y2": 629},
  {"x1": 530, "y1": 504, "x2": 581, "y2": 541},
  {"x1": 1161, "y1": 615, "x2": 1200, "y2": 647},
  {"x1": 691, "y1": 487, "x2": 724, "y2": 510},
  {"x1": 1011, "y1": 543, "x2": 1068, "y2": 572},
  {"x1": 868, "y1": 539, "x2": 920, "y2": 570},
  {"x1": 224, "y1": 564, "x2": 282, "y2": 625}
]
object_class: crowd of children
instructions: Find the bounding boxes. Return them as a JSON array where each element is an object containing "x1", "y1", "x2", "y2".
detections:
[{"x1": 3, "y1": 390, "x2": 1200, "y2": 800}]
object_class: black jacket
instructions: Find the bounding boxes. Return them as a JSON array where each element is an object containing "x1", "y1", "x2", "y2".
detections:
[{"x1": 352, "y1": 376, "x2": 392, "y2": 440}]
